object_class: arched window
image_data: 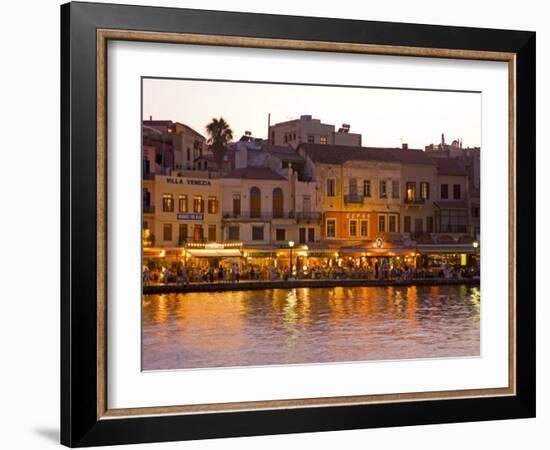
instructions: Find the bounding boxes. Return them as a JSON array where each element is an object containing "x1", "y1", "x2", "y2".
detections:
[
  {"x1": 250, "y1": 187, "x2": 261, "y2": 218},
  {"x1": 272, "y1": 188, "x2": 284, "y2": 218}
]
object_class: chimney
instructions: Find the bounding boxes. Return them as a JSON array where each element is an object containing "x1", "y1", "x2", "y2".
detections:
[
  {"x1": 149, "y1": 115, "x2": 152, "y2": 121},
  {"x1": 402, "y1": 143, "x2": 408, "y2": 150}
]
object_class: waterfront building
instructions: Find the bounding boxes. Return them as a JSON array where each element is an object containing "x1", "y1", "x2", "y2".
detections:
[
  {"x1": 426, "y1": 133, "x2": 480, "y2": 239},
  {"x1": 297, "y1": 142, "x2": 478, "y2": 271},
  {"x1": 269, "y1": 115, "x2": 362, "y2": 148},
  {"x1": 153, "y1": 174, "x2": 222, "y2": 247}
]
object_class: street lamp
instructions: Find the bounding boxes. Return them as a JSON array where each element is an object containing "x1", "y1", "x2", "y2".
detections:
[
  {"x1": 288, "y1": 240, "x2": 295, "y2": 275},
  {"x1": 473, "y1": 241, "x2": 479, "y2": 249}
]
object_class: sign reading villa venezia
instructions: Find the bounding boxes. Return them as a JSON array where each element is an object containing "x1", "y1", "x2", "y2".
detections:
[{"x1": 166, "y1": 177, "x2": 212, "y2": 186}]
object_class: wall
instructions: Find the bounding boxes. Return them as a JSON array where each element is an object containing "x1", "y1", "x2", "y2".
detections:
[{"x1": 0, "y1": 1, "x2": 546, "y2": 450}]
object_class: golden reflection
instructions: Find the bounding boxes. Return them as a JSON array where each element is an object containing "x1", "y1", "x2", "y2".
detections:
[{"x1": 143, "y1": 285, "x2": 481, "y2": 370}]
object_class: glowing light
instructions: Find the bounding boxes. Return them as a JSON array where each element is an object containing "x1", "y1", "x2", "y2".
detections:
[{"x1": 288, "y1": 240, "x2": 295, "y2": 248}]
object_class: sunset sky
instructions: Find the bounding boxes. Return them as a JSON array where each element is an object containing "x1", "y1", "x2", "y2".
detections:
[{"x1": 143, "y1": 78, "x2": 481, "y2": 149}]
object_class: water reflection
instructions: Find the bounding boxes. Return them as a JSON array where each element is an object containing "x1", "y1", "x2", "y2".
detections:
[{"x1": 142, "y1": 285, "x2": 480, "y2": 370}]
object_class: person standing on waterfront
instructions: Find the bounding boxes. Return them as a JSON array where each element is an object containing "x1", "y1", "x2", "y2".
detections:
[
  {"x1": 218, "y1": 265, "x2": 224, "y2": 283},
  {"x1": 143, "y1": 267, "x2": 150, "y2": 287},
  {"x1": 182, "y1": 265, "x2": 189, "y2": 285}
]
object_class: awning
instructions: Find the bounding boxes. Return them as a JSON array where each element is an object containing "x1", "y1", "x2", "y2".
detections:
[
  {"x1": 417, "y1": 244, "x2": 478, "y2": 254},
  {"x1": 186, "y1": 249, "x2": 242, "y2": 258},
  {"x1": 433, "y1": 201, "x2": 468, "y2": 210},
  {"x1": 341, "y1": 247, "x2": 416, "y2": 255}
]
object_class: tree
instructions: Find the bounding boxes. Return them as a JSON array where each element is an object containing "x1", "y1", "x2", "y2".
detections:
[{"x1": 205, "y1": 117, "x2": 233, "y2": 175}]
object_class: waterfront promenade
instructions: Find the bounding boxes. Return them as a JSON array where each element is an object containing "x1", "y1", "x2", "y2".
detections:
[{"x1": 143, "y1": 277, "x2": 479, "y2": 294}]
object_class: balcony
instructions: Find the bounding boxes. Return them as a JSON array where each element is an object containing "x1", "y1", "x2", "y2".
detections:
[
  {"x1": 143, "y1": 205, "x2": 155, "y2": 214},
  {"x1": 404, "y1": 197, "x2": 426, "y2": 205},
  {"x1": 222, "y1": 211, "x2": 295, "y2": 220},
  {"x1": 344, "y1": 194, "x2": 364, "y2": 204},
  {"x1": 296, "y1": 212, "x2": 322, "y2": 222}
]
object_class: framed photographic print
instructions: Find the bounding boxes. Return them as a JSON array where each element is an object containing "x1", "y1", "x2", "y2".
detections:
[{"x1": 61, "y1": 1, "x2": 536, "y2": 447}]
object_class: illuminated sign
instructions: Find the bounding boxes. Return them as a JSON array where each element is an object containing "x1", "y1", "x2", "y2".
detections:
[
  {"x1": 177, "y1": 213, "x2": 203, "y2": 221},
  {"x1": 374, "y1": 237, "x2": 384, "y2": 248}
]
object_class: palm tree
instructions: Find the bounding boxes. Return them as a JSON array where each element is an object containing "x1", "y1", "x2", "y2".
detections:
[{"x1": 205, "y1": 117, "x2": 233, "y2": 175}]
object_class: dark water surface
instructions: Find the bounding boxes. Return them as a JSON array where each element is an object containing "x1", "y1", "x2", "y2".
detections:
[{"x1": 142, "y1": 285, "x2": 480, "y2": 370}]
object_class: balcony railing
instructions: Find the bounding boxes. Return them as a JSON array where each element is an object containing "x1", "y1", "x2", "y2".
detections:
[
  {"x1": 436, "y1": 224, "x2": 468, "y2": 233},
  {"x1": 143, "y1": 205, "x2": 155, "y2": 214},
  {"x1": 296, "y1": 212, "x2": 322, "y2": 222},
  {"x1": 344, "y1": 194, "x2": 364, "y2": 204},
  {"x1": 222, "y1": 211, "x2": 295, "y2": 220},
  {"x1": 404, "y1": 197, "x2": 426, "y2": 204}
]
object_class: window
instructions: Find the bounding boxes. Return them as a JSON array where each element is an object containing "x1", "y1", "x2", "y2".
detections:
[
  {"x1": 327, "y1": 178, "x2": 336, "y2": 197},
  {"x1": 388, "y1": 215, "x2": 397, "y2": 233},
  {"x1": 360, "y1": 220, "x2": 368, "y2": 237},
  {"x1": 378, "y1": 215, "x2": 386, "y2": 232},
  {"x1": 392, "y1": 180, "x2": 400, "y2": 199},
  {"x1": 207, "y1": 196, "x2": 218, "y2": 214},
  {"x1": 143, "y1": 188, "x2": 151, "y2": 208},
  {"x1": 302, "y1": 195, "x2": 311, "y2": 213},
  {"x1": 186, "y1": 148, "x2": 191, "y2": 161},
  {"x1": 276, "y1": 228, "x2": 286, "y2": 241},
  {"x1": 420, "y1": 182, "x2": 430, "y2": 200},
  {"x1": 162, "y1": 194, "x2": 174, "y2": 212},
  {"x1": 441, "y1": 184, "x2": 449, "y2": 199},
  {"x1": 178, "y1": 224, "x2": 188, "y2": 242},
  {"x1": 208, "y1": 225, "x2": 216, "y2": 242},
  {"x1": 307, "y1": 134, "x2": 314, "y2": 143},
  {"x1": 320, "y1": 135, "x2": 328, "y2": 145},
  {"x1": 406, "y1": 182, "x2": 416, "y2": 201},
  {"x1": 427, "y1": 216, "x2": 434, "y2": 233},
  {"x1": 453, "y1": 184, "x2": 461, "y2": 199},
  {"x1": 178, "y1": 195, "x2": 188, "y2": 212},
  {"x1": 252, "y1": 225, "x2": 264, "y2": 241},
  {"x1": 250, "y1": 187, "x2": 261, "y2": 218},
  {"x1": 293, "y1": 132, "x2": 296, "y2": 140},
  {"x1": 471, "y1": 206, "x2": 480, "y2": 218},
  {"x1": 228, "y1": 226, "x2": 240, "y2": 241},
  {"x1": 435, "y1": 210, "x2": 468, "y2": 233},
  {"x1": 284, "y1": 134, "x2": 288, "y2": 143},
  {"x1": 308, "y1": 228, "x2": 315, "y2": 243},
  {"x1": 414, "y1": 218, "x2": 423, "y2": 234},
  {"x1": 326, "y1": 219, "x2": 336, "y2": 238},
  {"x1": 271, "y1": 131, "x2": 275, "y2": 143},
  {"x1": 299, "y1": 227, "x2": 306, "y2": 244},
  {"x1": 155, "y1": 153, "x2": 162, "y2": 165},
  {"x1": 363, "y1": 180, "x2": 371, "y2": 197},
  {"x1": 349, "y1": 178, "x2": 357, "y2": 195},
  {"x1": 404, "y1": 216, "x2": 411, "y2": 233},
  {"x1": 379, "y1": 180, "x2": 387, "y2": 198},
  {"x1": 163, "y1": 223, "x2": 172, "y2": 241},
  {"x1": 233, "y1": 193, "x2": 241, "y2": 216},
  {"x1": 349, "y1": 220, "x2": 357, "y2": 237},
  {"x1": 193, "y1": 195, "x2": 204, "y2": 213},
  {"x1": 193, "y1": 224, "x2": 203, "y2": 241},
  {"x1": 272, "y1": 188, "x2": 284, "y2": 218}
]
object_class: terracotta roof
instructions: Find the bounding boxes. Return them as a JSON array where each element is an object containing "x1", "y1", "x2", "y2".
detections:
[
  {"x1": 298, "y1": 143, "x2": 432, "y2": 165},
  {"x1": 430, "y1": 157, "x2": 468, "y2": 176},
  {"x1": 224, "y1": 167, "x2": 286, "y2": 180}
]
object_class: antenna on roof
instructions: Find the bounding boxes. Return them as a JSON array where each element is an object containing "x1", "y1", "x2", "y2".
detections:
[{"x1": 267, "y1": 113, "x2": 271, "y2": 144}]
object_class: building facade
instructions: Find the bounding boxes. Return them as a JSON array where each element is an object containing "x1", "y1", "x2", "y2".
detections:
[
  {"x1": 269, "y1": 115, "x2": 362, "y2": 148},
  {"x1": 153, "y1": 174, "x2": 221, "y2": 247}
]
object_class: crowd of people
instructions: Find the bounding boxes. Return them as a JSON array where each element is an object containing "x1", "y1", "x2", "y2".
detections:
[{"x1": 143, "y1": 259, "x2": 480, "y2": 286}]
